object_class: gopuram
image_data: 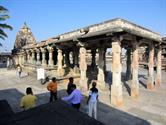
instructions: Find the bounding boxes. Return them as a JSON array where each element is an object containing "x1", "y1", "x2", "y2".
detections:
[{"x1": 12, "y1": 18, "x2": 163, "y2": 106}]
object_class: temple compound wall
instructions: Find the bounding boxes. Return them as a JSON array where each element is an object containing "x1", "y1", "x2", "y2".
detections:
[{"x1": 12, "y1": 18, "x2": 164, "y2": 106}]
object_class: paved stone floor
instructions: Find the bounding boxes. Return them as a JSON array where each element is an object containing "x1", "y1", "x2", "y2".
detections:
[{"x1": 0, "y1": 68, "x2": 166, "y2": 125}]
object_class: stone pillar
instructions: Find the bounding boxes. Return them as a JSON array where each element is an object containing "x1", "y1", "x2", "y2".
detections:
[
  {"x1": 91, "y1": 49, "x2": 96, "y2": 68},
  {"x1": 31, "y1": 50, "x2": 35, "y2": 65},
  {"x1": 57, "y1": 48, "x2": 64, "y2": 76},
  {"x1": 111, "y1": 37, "x2": 123, "y2": 106},
  {"x1": 65, "y1": 50, "x2": 70, "y2": 67},
  {"x1": 41, "y1": 48, "x2": 46, "y2": 66},
  {"x1": 27, "y1": 51, "x2": 30, "y2": 64},
  {"x1": 36, "y1": 49, "x2": 41, "y2": 65},
  {"x1": 19, "y1": 52, "x2": 24, "y2": 65},
  {"x1": 18, "y1": 55, "x2": 20, "y2": 65},
  {"x1": 15, "y1": 55, "x2": 19, "y2": 65},
  {"x1": 48, "y1": 46, "x2": 54, "y2": 67},
  {"x1": 97, "y1": 48, "x2": 105, "y2": 87},
  {"x1": 131, "y1": 43, "x2": 139, "y2": 98},
  {"x1": 23, "y1": 51, "x2": 27, "y2": 64},
  {"x1": 21, "y1": 54, "x2": 24, "y2": 65},
  {"x1": 79, "y1": 46, "x2": 88, "y2": 90},
  {"x1": 21, "y1": 53, "x2": 24, "y2": 64},
  {"x1": 156, "y1": 45, "x2": 162, "y2": 87},
  {"x1": 24, "y1": 51, "x2": 28, "y2": 64},
  {"x1": 126, "y1": 49, "x2": 132, "y2": 81},
  {"x1": 103, "y1": 48, "x2": 107, "y2": 73},
  {"x1": 73, "y1": 48, "x2": 79, "y2": 74},
  {"x1": 147, "y1": 44, "x2": 154, "y2": 90}
]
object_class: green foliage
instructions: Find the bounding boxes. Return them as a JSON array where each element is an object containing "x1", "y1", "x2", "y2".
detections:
[{"x1": 0, "y1": 5, "x2": 13, "y2": 45}]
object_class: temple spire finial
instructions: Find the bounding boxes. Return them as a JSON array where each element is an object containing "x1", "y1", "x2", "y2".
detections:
[
  {"x1": 22, "y1": 22, "x2": 28, "y2": 29},
  {"x1": 24, "y1": 22, "x2": 27, "y2": 26}
]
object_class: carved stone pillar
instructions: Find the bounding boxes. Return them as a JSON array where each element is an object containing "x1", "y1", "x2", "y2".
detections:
[
  {"x1": 57, "y1": 48, "x2": 64, "y2": 76},
  {"x1": 156, "y1": 45, "x2": 162, "y2": 87},
  {"x1": 73, "y1": 48, "x2": 79, "y2": 74},
  {"x1": 41, "y1": 48, "x2": 46, "y2": 66},
  {"x1": 18, "y1": 54, "x2": 21, "y2": 65},
  {"x1": 147, "y1": 44, "x2": 154, "y2": 90},
  {"x1": 20, "y1": 51, "x2": 24, "y2": 65},
  {"x1": 21, "y1": 53, "x2": 24, "y2": 64},
  {"x1": 131, "y1": 42, "x2": 139, "y2": 98},
  {"x1": 26, "y1": 51, "x2": 30, "y2": 64},
  {"x1": 97, "y1": 48, "x2": 105, "y2": 87},
  {"x1": 65, "y1": 50, "x2": 70, "y2": 67},
  {"x1": 126, "y1": 48, "x2": 132, "y2": 80},
  {"x1": 48, "y1": 46, "x2": 54, "y2": 67},
  {"x1": 91, "y1": 49, "x2": 96, "y2": 68},
  {"x1": 24, "y1": 51, "x2": 28, "y2": 64},
  {"x1": 14, "y1": 54, "x2": 19, "y2": 65},
  {"x1": 79, "y1": 46, "x2": 87, "y2": 90},
  {"x1": 31, "y1": 50, "x2": 35, "y2": 64},
  {"x1": 21, "y1": 54, "x2": 24, "y2": 65},
  {"x1": 111, "y1": 37, "x2": 123, "y2": 106},
  {"x1": 36, "y1": 49, "x2": 41, "y2": 65},
  {"x1": 23, "y1": 51, "x2": 27, "y2": 64},
  {"x1": 103, "y1": 48, "x2": 107, "y2": 73}
]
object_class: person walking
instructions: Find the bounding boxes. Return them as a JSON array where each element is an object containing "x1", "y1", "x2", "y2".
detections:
[
  {"x1": 20, "y1": 87, "x2": 37, "y2": 110},
  {"x1": 66, "y1": 77, "x2": 74, "y2": 95},
  {"x1": 62, "y1": 84, "x2": 82, "y2": 110},
  {"x1": 87, "y1": 82, "x2": 98, "y2": 119},
  {"x1": 47, "y1": 77, "x2": 57, "y2": 102},
  {"x1": 17, "y1": 64, "x2": 22, "y2": 78}
]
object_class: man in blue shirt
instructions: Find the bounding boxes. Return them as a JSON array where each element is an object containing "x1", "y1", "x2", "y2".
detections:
[{"x1": 62, "y1": 84, "x2": 82, "y2": 110}]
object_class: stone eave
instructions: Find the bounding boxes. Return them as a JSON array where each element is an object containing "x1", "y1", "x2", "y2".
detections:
[
  {"x1": 22, "y1": 43, "x2": 37, "y2": 49},
  {"x1": 51, "y1": 18, "x2": 162, "y2": 44},
  {"x1": 162, "y1": 37, "x2": 166, "y2": 42},
  {"x1": 81, "y1": 27, "x2": 124, "y2": 38},
  {"x1": 54, "y1": 35, "x2": 82, "y2": 44},
  {"x1": 20, "y1": 18, "x2": 163, "y2": 50}
]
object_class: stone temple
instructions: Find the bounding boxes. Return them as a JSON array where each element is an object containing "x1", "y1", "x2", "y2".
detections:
[{"x1": 12, "y1": 18, "x2": 164, "y2": 106}]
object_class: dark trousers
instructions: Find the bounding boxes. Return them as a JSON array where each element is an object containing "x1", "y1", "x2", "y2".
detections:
[
  {"x1": 72, "y1": 103, "x2": 80, "y2": 110},
  {"x1": 50, "y1": 92, "x2": 57, "y2": 102}
]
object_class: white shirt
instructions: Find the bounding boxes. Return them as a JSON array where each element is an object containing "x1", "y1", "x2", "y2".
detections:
[{"x1": 89, "y1": 90, "x2": 98, "y2": 102}]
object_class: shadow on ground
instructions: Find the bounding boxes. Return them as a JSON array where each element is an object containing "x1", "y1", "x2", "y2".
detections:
[{"x1": 0, "y1": 88, "x2": 150, "y2": 125}]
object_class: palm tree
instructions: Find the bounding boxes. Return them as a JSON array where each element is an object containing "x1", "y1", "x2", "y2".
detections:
[{"x1": 0, "y1": 5, "x2": 12, "y2": 46}]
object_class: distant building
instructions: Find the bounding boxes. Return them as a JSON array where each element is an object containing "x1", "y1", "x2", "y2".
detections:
[{"x1": 0, "y1": 52, "x2": 11, "y2": 68}]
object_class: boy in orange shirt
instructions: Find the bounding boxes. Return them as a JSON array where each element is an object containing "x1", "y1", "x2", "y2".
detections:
[{"x1": 47, "y1": 77, "x2": 57, "y2": 102}]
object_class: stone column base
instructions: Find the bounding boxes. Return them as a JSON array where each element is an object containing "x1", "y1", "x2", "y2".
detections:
[
  {"x1": 156, "y1": 78, "x2": 161, "y2": 87},
  {"x1": 57, "y1": 68, "x2": 64, "y2": 76},
  {"x1": 147, "y1": 81, "x2": 154, "y2": 90},
  {"x1": 80, "y1": 78, "x2": 88, "y2": 91},
  {"x1": 73, "y1": 66, "x2": 80, "y2": 74},
  {"x1": 36, "y1": 62, "x2": 41, "y2": 66},
  {"x1": 131, "y1": 87, "x2": 139, "y2": 98},
  {"x1": 110, "y1": 85, "x2": 123, "y2": 106},
  {"x1": 42, "y1": 64, "x2": 47, "y2": 67}
]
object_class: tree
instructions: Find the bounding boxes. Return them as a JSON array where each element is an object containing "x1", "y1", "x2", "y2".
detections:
[{"x1": 0, "y1": 5, "x2": 13, "y2": 46}]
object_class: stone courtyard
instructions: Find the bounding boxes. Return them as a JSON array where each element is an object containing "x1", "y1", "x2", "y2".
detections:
[{"x1": 0, "y1": 67, "x2": 166, "y2": 125}]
